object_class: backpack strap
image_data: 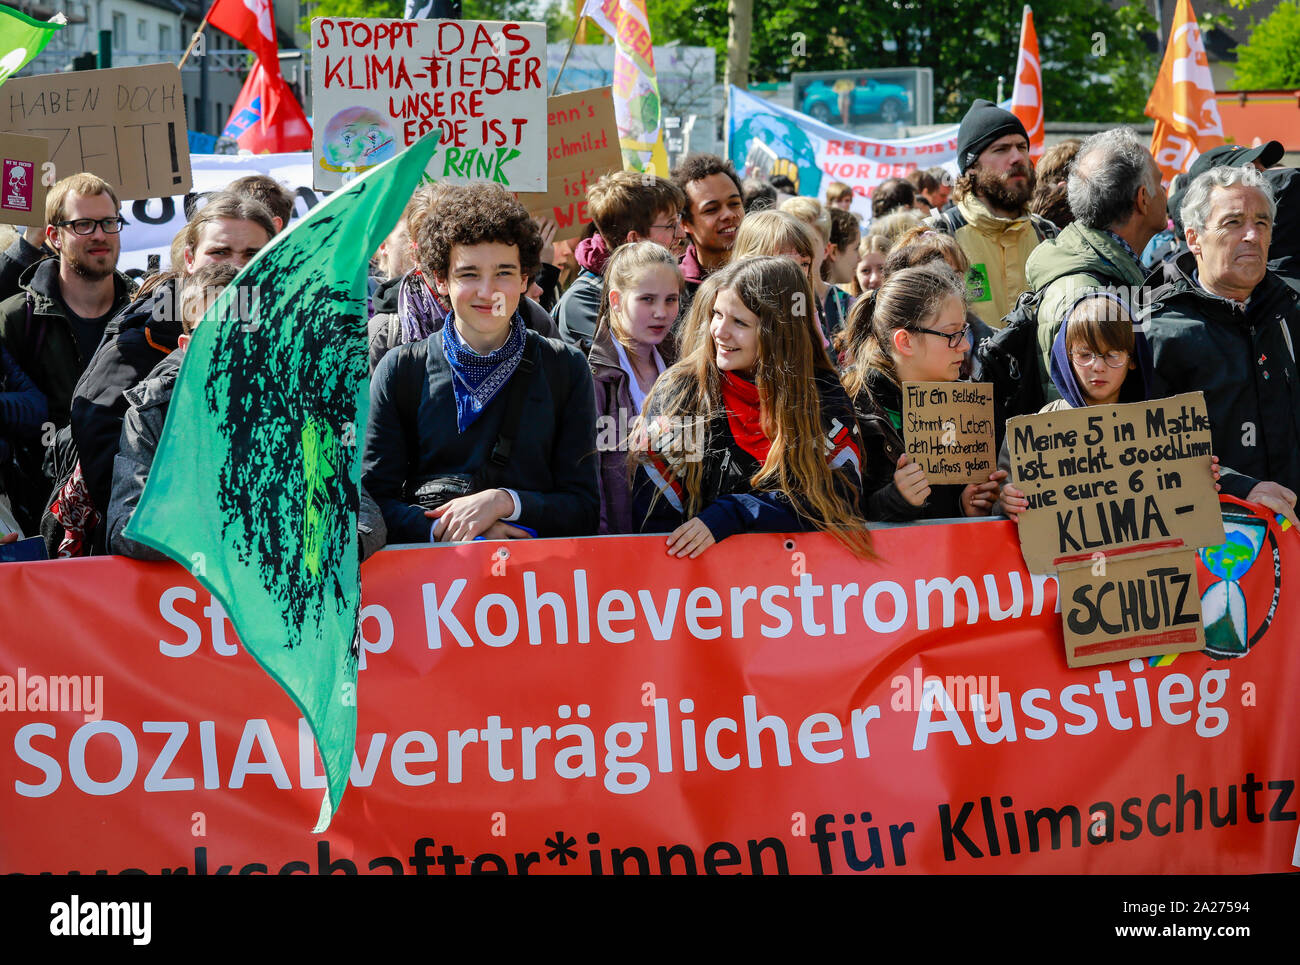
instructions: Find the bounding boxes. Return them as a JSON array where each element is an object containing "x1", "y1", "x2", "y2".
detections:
[
  {"x1": 1030, "y1": 213, "x2": 1059, "y2": 242},
  {"x1": 940, "y1": 205, "x2": 966, "y2": 234}
]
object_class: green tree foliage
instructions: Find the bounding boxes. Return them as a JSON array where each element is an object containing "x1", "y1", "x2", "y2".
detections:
[
  {"x1": 648, "y1": 0, "x2": 1158, "y2": 123},
  {"x1": 1232, "y1": 0, "x2": 1300, "y2": 89}
]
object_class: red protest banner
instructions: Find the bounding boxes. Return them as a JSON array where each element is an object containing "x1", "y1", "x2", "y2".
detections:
[{"x1": 0, "y1": 500, "x2": 1294, "y2": 874}]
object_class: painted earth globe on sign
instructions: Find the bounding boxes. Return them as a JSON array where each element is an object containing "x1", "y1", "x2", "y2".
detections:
[{"x1": 731, "y1": 111, "x2": 821, "y2": 198}]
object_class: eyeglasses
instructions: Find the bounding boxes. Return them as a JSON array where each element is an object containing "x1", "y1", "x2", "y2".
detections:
[
  {"x1": 55, "y1": 215, "x2": 128, "y2": 235},
  {"x1": 1070, "y1": 349, "x2": 1129, "y2": 368},
  {"x1": 54, "y1": 217, "x2": 128, "y2": 235},
  {"x1": 912, "y1": 323, "x2": 971, "y2": 349},
  {"x1": 649, "y1": 215, "x2": 682, "y2": 232}
]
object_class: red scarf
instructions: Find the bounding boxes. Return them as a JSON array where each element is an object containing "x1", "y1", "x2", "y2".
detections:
[{"x1": 720, "y1": 371, "x2": 771, "y2": 463}]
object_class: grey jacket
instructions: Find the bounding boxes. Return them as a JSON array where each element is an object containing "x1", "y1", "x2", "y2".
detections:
[{"x1": 108, "y1": 350, "x2": 387, "y2": 562}]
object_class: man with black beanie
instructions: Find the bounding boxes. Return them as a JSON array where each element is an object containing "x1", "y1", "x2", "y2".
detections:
[{"x1": 926, "y1": 98, "x2": 1058, "y2": 329}]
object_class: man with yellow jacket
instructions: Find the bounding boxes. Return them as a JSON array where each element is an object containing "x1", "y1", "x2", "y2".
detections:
[{"x1": 926, "y1": 99, "x2": 1057, "y2": 329}]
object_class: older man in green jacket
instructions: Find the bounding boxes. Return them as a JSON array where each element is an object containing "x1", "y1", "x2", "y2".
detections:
[{"x1": 1028, "y1": 128, "x2": 1168, "y2": 402}]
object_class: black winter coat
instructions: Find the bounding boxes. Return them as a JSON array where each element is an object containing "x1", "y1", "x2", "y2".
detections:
[
  {"x1": 1143, "y1": 252, "x2": 1300, "y2": 498},
  {"x1": 363, "y1": 329, "x2": 599, "y2": 543},
  {"x1": 69, "y1": 280, "x2": 181, "y2": 516}
]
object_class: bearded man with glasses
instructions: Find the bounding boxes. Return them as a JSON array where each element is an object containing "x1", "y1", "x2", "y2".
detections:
[
  {"x1": 0, "y1": 174, "x2": 133, "y2": 430},
  {"x1": 0, "y1": 173, "x2": 135, "y2": 532}
]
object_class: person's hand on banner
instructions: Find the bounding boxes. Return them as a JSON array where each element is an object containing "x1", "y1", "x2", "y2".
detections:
[
  {"x1": 893, "y1": 454, "x2": 930, "y2": 507},
  {"x1": 427, "y1": 489, "x2": 515, "y2": 543},
  {"x1": 666, "y1": 517, "x2": 716, "y2": 559},
  {"x1": 1210, "y1": 454, "x2": 1221, "y2": 492},
  {"x1": 962, "y1": 470, "x2": 1007, "y2": 517},
  {"x1": 1246, "y1": 480, "x2": 1298, "y2": 527}
]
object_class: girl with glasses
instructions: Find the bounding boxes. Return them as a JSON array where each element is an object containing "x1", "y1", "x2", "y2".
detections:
[{"x1": 839, "y1": 262, "x2": 1007, "y2": 521}]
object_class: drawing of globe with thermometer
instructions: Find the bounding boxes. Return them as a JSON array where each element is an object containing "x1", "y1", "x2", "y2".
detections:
[{"x1": 1198, "y1": 510, "x2": 1280, "y2": 657}]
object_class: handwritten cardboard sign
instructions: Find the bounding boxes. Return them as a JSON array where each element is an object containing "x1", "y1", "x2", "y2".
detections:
[
  {"x1": 3, "y1": 63, "x2": 192, "y2": 199},
  {"x1": 0, "y1": 132, "x2": 48, "y2": 227},
  {"x1": 517, "y1": 87, "x2": 622, "y2": 242},
  {"x1": 1057, "y1": 551, "x2": 1205, "y2": 667},
  {"x1": 901, "y1": 381, "x2": 995, "y2": 485},
  {"x1": 310, "y1": 17, "x2": 547, "y2": 191},
  {"x1": 1007, "y1": 393, "x2": 1224, "y2": 575}
]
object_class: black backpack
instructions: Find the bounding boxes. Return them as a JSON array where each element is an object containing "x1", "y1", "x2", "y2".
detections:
[{"x1": 970, "y1": 288, "x2": 1046, "y2": 451}]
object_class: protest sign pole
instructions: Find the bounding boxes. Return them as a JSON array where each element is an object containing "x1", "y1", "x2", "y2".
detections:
[
  {"x1": 178, "y1": 8, "x2": 213, "y2": 70},
  {"x1": 551, "y1": 15, "x2": 586, "y2": 95}
]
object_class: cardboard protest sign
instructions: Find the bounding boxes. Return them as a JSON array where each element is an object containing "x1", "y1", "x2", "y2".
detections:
[
  {"x1": 0, "y1": 131, "x2": 47, "y2": 226},
  {"x1": 901, "y1": 381, "x2": 995, "y2": 485},
  {"x1": 2, "y1": 63, "x2": 191, "y2": 198},
  {"x1": 310, "y1": 17, "x2": 546, "y2": 191},
  {"x1": 1007, "y1": 393, "x2": 1224, "y2": 575},
  {"x1": 517, "y1": 87, "x2": 621, "y2": 242},
  {"x1": 1057, "y1": 550, "x2": 1205, "y2": 668}
]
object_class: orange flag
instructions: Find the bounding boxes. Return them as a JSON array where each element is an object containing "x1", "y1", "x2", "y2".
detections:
[
  {"x1": 1010, "y1": 6, "x2": 1044, "y2": 162},
  {"x1": 1144, "y1": 0, "x2": 1224, "y2": 186}
]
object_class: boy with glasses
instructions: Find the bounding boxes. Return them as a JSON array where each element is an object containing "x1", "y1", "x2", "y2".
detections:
[
  {"x1": 553, "y1": 170, "x2": 687, "y2": 354},
  {"x1": 999, "y1": 292, "x2": 1156, "y2": 519}
]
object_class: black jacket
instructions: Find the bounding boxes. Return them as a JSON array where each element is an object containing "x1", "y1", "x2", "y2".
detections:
[
  {"x1": 634, "y1": 368, "x2": 864, "y2": 540},
  {"x1": 362, "y1": 329, "x2": 599, "y2": 543},
  {"x1": 0, "y1": 258, "x2": 134, "y2": 428},
  {"x1": 0, "y1": 235, "x2": 47, "y2": 303},
  {"x1": 1143, "y1": 252, "x2": 1300, "y2": 498},
  {"x1": 851, "y1": 369, "x2": 965, "y2": 521},
  {"x1": 69, "y1": 281, "x2": 181, "y2": 516}
]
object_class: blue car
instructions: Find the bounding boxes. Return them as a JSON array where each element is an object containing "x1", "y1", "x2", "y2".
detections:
[{"x1": 801, "y1": 78, "x2": 910, "y2": 124}]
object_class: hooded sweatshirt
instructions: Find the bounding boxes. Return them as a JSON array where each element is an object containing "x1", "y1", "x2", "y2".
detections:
[{"x1": 553, "y1": 232, "x2": 612, "y2": 354}]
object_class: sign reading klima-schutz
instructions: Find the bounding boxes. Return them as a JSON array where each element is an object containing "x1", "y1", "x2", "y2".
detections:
[{"x1": 310, "y1": 18, "x2": 547, "y2": 191}]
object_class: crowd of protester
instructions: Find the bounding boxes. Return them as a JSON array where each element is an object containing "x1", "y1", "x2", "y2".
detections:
[{"x1": 1, "y1": 97, "x2": 1297, "y2": 564}]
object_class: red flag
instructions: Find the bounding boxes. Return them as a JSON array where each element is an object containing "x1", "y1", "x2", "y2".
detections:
[
  {"x1": 207, "y1": 0, "x2": 283, "y2": 116},
  {"x1": 207, "y1": 0, "x2": 278, "y2": 64},
  {"x1": 1010, "y1": 5, "x2": 1044, "y2": 162},
  {"x1": 221, "y1": 60, "x2": 311, "y2": 154}
]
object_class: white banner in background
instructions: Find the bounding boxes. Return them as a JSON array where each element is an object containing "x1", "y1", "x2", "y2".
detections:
[
  {"x1": 116, "y1": 152, "x2": 317, "y2": 276},
  {"x1": 728, "y1": 86, "x2": 960, "y2": 220}
]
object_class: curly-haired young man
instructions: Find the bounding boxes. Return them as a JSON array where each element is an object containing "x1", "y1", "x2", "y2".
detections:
[{"x1": 363, "y1": 183, "x2": 599, "y2": 544}]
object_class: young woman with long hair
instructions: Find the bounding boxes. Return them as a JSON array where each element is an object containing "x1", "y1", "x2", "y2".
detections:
[
  {"x1": 589, "y1": 241, "x2": 683, "y2": 533},
  {"x1": 631, "y1": 256, "x2": 871, "y2": 559}
]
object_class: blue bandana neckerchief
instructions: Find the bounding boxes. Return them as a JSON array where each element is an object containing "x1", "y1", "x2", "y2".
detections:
[{"x1": 441, "y1": 313, "x2": 526, "y2": 433}]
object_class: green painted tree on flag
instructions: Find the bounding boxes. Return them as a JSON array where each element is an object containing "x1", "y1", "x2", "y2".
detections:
[{"x1": 126, "y1": 131, "x2": 441, "y2": 830}]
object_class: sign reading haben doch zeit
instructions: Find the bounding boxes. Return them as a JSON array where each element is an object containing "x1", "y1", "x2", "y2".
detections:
[{"x1": 310, "y1": 18, "x2": 546, "y2": 191}]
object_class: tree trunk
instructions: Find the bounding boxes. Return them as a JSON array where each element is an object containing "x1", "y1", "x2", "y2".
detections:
[{"x1": 725, "y1": 0, "x2": 753, "y2": 90}]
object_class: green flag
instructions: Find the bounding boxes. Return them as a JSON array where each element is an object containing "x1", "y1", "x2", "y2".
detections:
[
  {"x1": 0, "y1": 6, "x2": 64, "y2": 85},
  {"x1": 126, "y1": 131, "x2": 441, "y2": 830}
]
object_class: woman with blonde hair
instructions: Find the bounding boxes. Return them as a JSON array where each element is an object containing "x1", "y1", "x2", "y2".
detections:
[
  {"x1": 632, "y1": 256, "x2": 871, "y2": 559},
  {"x1": 850, "y1": 234, "x2": 891, "y2": 298},
  {"x1": 677, "y1": 212, "x2": 833, "y2": 367},
  {"x1": 589, "y1": 241, "x2": 684, "y2": 533}
]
